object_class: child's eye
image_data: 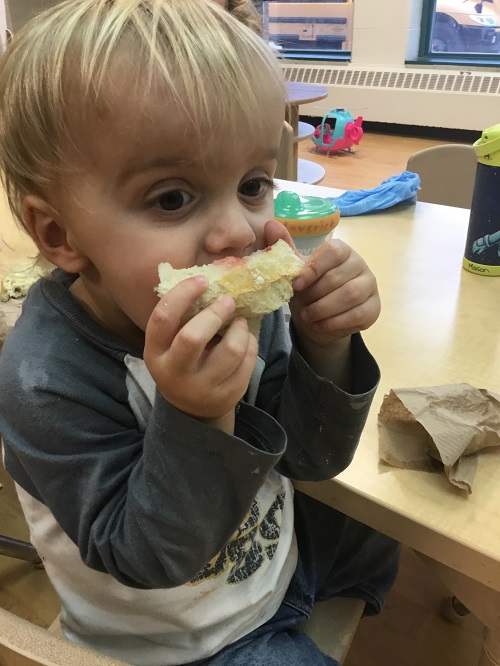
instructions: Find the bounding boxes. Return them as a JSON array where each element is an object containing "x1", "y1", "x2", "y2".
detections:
[
  {"x1": 155, "y1": 189, "x2": 193, "y2": 211},
  {"x1": 239, "y1": 177, "x2": 274, "y2": 199}
]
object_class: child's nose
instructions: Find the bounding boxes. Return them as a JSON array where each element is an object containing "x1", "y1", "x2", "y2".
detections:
[{"x1": 204, "y1": 206, "x2": 257, "y2": 256}]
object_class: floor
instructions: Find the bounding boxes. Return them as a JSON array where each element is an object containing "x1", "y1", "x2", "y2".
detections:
[
  {"x1": 345, "y1": 548, "x2": 483, "y2": 666},
  {"x1": 296, "y1": 129, "x2": 454, "y2": 192},
  {"x1": 0, "y1": 129, "x2": 485, "y2": 665}
]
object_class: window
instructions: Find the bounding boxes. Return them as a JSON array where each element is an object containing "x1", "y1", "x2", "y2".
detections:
[
  {"x1": 418, "y1": 0, "x2": 500, "y2": 61},
  {"x1": 262, "y1": 1, "x2": 353, "y2": 60}
]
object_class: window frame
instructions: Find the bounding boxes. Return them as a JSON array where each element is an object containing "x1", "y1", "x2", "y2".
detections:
[
  {"x1": 263, "y1": 0, "x2": 352, "y2": 63},
  {"x1": 414, "y1": 0, "x2": 500, "y2": 66}
]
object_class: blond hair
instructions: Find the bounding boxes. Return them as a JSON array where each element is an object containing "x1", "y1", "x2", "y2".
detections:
[
  {"x1": 228, "y1": 0, "x2": 262, "y2": 34},
  {"x1": 0, "y1": 0, "x2": 284, "y2": 231}
]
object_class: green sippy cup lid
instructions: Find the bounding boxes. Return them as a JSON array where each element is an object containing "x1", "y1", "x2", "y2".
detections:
[{"x1": 274, "y1": 191, "x2": 338, "y2": 220}]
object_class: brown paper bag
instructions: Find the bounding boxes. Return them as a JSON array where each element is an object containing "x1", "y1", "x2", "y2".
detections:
[{"x1": 378, "y1": 384, "x2": 500, "y2": 493}]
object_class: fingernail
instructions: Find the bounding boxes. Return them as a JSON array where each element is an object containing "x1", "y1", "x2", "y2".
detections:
[
  {"x1": 194, "y1": 275, "x2": 208, "y2": 285},
  {"x1": 222, "y1": 295, "x2": 235, "y2": 309},
  {"x1": 294, "y1": 277, "x2": 305, "y2": 291},
  {"x1": 301, "y1": 309, "x2": 311, "y2": 323}
]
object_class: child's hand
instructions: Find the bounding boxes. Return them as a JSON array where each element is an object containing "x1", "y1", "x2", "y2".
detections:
[
  {"x1": 264, "y1": 218, "x2": 380, "y2": 349},
  {"x1": 290, "y1": 238, "x2": 381, "y2": 348},
  {"x1": 144, "y1": 277, "x2": 258, "y2": 422}
]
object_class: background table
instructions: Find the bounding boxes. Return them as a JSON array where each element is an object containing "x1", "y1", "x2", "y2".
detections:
[
  {"x1": 276, "y1": 179, "x2": 500, "y2": 665},
  {"x1": 295, "y1": 121, "x2": 316, "y2": 142},
  {"x1": 286, "y1": 82, "x2": 328, "y2": 183}
]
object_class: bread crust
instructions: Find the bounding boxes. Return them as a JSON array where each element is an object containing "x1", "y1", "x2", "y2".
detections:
[{"x1": 156, "y1": 240, "x2": 304, "y2": 327}]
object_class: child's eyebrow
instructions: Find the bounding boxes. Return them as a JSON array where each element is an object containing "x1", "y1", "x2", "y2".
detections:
[
  {"x1": 116, "y1": 148, "x2": 280, "y2": 186},
  {"x1": 117, "y1": 156, "x2": 198, "y2": 185}
]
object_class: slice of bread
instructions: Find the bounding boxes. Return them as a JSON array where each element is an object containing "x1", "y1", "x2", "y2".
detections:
[{"x1": 156, "y1": 240, "x2": 303, "y2": 323}]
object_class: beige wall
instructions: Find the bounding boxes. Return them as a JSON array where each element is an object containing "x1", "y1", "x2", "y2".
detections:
[
  {"x1": 272, "y1": 0, "x2": 498, "y2": 72},
  {"x1": 348, "y1": 0, "x2": 498, "y2": 70},
  {"x1": 3, "y1": 1, "x2": 500, "y2": 131},
  {"x1": 8, "y1": 0, "x2": 499, "y2": 72},
  {"x1": 6, "y1": 0, "x2": 500, "y2": 71},
  {"x1": 351, "y1": 0, "x2": 424, "y2": 65},
  {"x1": 288, "y1": 0, "x2": 500, "y2": 130}
]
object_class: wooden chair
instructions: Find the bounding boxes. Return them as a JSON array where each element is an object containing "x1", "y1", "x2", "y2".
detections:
[
  {"x1": 0, "y1": 534, "x2": 41, "y2": 565},
  {"x1": 406, "y1": 143, "x2": 477, "y2": 209},
  {"x1": 0, "y1": 597, "x2": 364, "y2": 666},
  {"x1": 300, "y1": 597, "x2": 365, "y2": 663},
  {"x1": 275, "y1": 121, "x2": 295, "y2": 181},
  {"x1": 1, "y1": 328, "x2": 41, "y2": 566},
  {"x1": 0, "y1": 607, "x2": 126, "y2": 666}
]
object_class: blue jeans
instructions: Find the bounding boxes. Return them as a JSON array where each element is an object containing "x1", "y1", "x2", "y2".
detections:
[{"x1": 191, "y1": 492, "x2": 400, "y2": 666}]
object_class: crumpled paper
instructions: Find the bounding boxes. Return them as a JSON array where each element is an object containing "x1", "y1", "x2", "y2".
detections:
[{"x1": 378, "y1": 383, "x2": 500, "y2": 493}]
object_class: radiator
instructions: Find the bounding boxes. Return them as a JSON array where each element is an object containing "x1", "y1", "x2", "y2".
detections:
[{"x1": 283, "y1": 63, "x2": 500, "y2": 131}]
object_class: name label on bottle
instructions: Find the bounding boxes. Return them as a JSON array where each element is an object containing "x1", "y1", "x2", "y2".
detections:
[{"x1": 462, "y1": 258, "x2": 500, "y2": 276}]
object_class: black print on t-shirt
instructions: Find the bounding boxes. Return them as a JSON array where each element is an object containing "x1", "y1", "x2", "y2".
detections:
[{"x1": 188, "y1": 493, "x2": 285, "y2": 585}]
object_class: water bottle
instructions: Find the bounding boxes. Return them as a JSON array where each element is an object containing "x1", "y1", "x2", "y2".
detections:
[{"x1": 463, "y1": 124, "x2": 500, "y2": 276}]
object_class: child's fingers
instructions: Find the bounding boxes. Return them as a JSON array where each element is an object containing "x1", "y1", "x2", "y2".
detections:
[
  {"x1": 294, "y1": 260, "x2": 365, "y2": 309},
  {"x1": 299, "y1": 274, "x2": 378, "y2": 324},
  {"x1": 168, "y1": 294, "x2": 236, "y2": 370},
  {"x1": 264, "y1": 219, "x2": 300, "y2": 256},
  {"x1": 306, "y1": 294, "x2": 381, "y2": 336},
  {"x1": 206, "y1": 318, "x2": 257, "y2": 385},
  {"x1": 145, "y1": 276, "x2": 208, "y2": 358},
  {"x1": 293, "y1": 239, "x2": 350, "y2": 292},
  {"x1": 216, "y1": 324, "x2": 259, "y2": 397}
]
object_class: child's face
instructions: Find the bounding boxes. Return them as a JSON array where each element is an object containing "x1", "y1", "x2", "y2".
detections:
[{"x1": 55, "y1": 79, "x2": 284, "y2": 347}]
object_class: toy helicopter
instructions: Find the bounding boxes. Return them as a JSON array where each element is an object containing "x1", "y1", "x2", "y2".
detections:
[{"x1": 311, "y1": 108, "x2": 364, "y2": 156}]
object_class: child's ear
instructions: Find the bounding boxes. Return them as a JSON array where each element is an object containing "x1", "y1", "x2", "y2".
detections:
[{"x1": 22, "y1": 195, "x2": 90, "y2": 273}]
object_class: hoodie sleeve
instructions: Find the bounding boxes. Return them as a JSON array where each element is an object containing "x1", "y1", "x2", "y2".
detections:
[
  {"x1": 0, "y1": 291, "x2": 287, "y2": 589},
  {"x1": 254, "y1": 310, "x2": 380, "y2": 481}
]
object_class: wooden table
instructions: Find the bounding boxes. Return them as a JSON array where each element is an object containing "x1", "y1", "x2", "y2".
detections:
[
  {"x1": 276, "y1": 179, "x2": 500, "y2": 666},
  {"x1": 286, "y1": 82, "x2": 328, "y2": 183},
  {"x1": 295, "y1": 121, "x2": 316, "y2": 142}
]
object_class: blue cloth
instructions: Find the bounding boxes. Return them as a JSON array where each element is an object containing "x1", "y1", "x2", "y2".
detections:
[
  {"x1": 329, "y1": 171, "x2": 421, "y2": 217},
  {"x1": 191, "y1": 493, "x2": 401, "y2": 666}
]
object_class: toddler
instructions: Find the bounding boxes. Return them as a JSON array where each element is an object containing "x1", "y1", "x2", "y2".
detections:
[{"x1": 0, "y1": 1, "x2": 399, "y2": 665}]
